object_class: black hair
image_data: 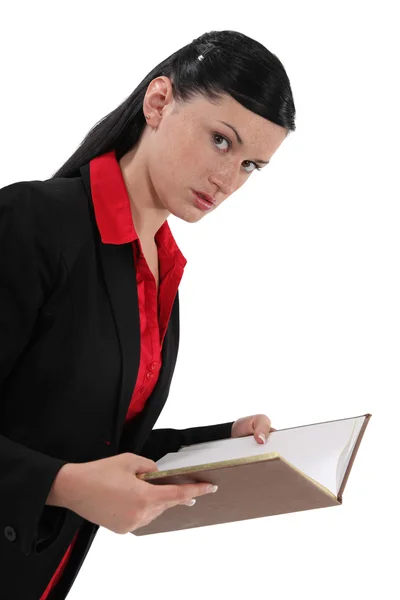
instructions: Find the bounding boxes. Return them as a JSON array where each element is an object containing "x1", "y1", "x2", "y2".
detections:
[{"x1": 52, "y1": 30, "x2": 296, "y2": 179}]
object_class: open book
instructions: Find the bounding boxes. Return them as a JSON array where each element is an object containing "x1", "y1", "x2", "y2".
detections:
[{"x1": 134, "y1": 413, "x2": 371, "y2": 536}]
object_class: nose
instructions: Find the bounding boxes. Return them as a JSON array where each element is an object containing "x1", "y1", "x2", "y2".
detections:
[{"x1": 209, "y1": 165, "x2": 239, "y2": 197}]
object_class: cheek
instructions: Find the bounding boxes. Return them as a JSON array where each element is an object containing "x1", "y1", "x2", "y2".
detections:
[{"x1": 153, "y1": 138, "x2": 205, "y2": 191}]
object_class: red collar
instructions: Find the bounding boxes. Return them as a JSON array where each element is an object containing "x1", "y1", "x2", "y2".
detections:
[{"x1": 89, "y1": 150, "x2": 186, "y2": 266}]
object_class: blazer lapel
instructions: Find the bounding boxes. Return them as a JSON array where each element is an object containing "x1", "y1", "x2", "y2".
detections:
[
  {"x1": 79, "y1": 163, "x2": 180, "y2": 453},
  {"x1": 80, "y1": 163, "x2": 141, "y2": 443}
]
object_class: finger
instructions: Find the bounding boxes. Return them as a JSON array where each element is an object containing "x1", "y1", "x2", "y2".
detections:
[
  {"x1": 151, "y1": 482, "x2": 218, "y2": 506},
  {"x1": 133, "y1": 505, "x2": 167, "y2": 532},
  {"x1": 254, "y1": 415, "x2": 272, "y2": 443}
]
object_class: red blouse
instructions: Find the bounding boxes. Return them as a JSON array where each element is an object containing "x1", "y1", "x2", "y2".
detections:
[{"x1": 40, "y1": 150, "x2": 186, "y2": 599}]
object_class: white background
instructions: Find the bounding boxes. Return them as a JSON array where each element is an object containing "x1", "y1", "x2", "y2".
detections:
[{"x1": 1, "y1": 1, "x2": 399, "y2": 598}]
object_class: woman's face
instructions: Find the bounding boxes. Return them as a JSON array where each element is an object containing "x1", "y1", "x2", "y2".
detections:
[{"x1": 143, "y1": 77, "x2": 288, "y2": 223}]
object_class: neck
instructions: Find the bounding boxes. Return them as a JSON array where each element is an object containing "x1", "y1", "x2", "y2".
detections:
[{"x1": 119, "y1": 145, "x2": 170, "y2": 243}]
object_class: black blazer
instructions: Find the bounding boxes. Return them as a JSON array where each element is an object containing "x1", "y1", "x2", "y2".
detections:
[{"x1": 0, "y1": 163, "x2": 234, "y2": 600}]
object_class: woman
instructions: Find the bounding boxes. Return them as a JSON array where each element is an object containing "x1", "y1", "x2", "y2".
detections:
[{"x1": 0, "y1": 29, "x2": 295, "y2": 599}]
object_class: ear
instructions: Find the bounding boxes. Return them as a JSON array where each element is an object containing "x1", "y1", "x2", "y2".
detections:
[{"x1": 143, "y1": 77, "x2": 174, "y2": 124}]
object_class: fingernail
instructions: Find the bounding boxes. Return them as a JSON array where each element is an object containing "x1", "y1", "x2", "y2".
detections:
[
  {"x1": 207, "y1": 485, "x2": 218, "y2": 493},
  {"x1": 185, "y1": 499, "x2": 196, "y2": 506},
  {"x1": 258, "y1": 433, "x2": 266, "y2": 444}
]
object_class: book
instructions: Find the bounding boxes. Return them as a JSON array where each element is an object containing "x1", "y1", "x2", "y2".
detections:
[{"x1": 133, "y1": 413, "x2": 371, "y2": 536}]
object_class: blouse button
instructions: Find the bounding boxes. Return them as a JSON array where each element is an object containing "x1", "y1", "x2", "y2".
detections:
[
  {"x1": 150, "y1": 362, "x2": 156, "y2": 370},
  {"x1": 146, "y1": 372, "x2": 154, "y2": 379},
  {"x1": 4, "y1": 526, "x2": 17, "y2": 543}
]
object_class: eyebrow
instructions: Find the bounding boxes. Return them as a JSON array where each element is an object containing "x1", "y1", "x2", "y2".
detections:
[{"x1": 218, "y1": 120, "x2": 270, "y2": 164}]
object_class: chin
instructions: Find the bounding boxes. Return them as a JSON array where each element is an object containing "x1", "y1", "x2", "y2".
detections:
[{"x1": 171, "y1": 204, "x2": 206, "y2": 224}]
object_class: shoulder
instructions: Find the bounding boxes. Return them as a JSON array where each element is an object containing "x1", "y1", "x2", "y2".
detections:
[
  {"x1": 0, "y1": 176, "x2": 94, "y2": 261},
  {"x1": 0, "y1": 180, "x2": 63, "y2": 295},
  {"x1": 0, "y1": 179, "x2": 59, "y2": 244},
  {"x1": 1, "y1": 176, "x2": 89, "y2": 224}
]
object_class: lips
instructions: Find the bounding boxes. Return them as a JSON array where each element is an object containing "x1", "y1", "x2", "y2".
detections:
[
  {"x1": 193, "y1": 190, "x2": 216, "y2": 205},
  {"x1": 192, "y1": 191, "x2": 215, "y2": 211}
]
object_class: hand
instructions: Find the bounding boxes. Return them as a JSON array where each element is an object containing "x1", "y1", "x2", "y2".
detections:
[
  {"x1": 231, "y1": 414, "x2": 276, "y2": 444},
  {"x1": 48, "y1": 453, "x2": 218, "y2": 534}
]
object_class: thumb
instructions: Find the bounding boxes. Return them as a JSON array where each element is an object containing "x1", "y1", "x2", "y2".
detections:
[{"x1": 123, "y1": 453, "x2": 159, "y2": 475}]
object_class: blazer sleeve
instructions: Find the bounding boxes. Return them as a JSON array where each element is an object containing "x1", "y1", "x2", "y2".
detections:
[
  {"x1": 0, "y1": 182, "x2": 68, "y2": 556},
  {"x1": 139, "y1": 422, "x2": 234, "y2": 462}
]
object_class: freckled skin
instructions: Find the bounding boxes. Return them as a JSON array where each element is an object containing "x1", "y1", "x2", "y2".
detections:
[{"x1": 119, "y1": 76, "x2": 288, "y2": 239}]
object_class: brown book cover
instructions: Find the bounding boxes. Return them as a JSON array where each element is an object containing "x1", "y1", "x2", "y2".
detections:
[{"x1": 133, "y1": 413, "x2": 371, "y2": 536}]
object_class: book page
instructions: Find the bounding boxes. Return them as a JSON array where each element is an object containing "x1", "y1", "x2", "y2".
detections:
[
  {"x1": 336, "y1": 417, "x2": 366, "y2": 491},
  {"x1": 156, "y1": 415, "x2": 367, "y2": 494}
]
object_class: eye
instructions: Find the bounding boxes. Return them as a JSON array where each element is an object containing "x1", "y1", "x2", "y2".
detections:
[{"x1": 212, "y1": 133, "x2": 261, "y2": 174}]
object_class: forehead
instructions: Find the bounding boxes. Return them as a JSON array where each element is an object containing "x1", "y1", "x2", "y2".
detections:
[
  {"x1": 181, "y1": 93, "x2": 286, "y2": 152},
  {"x1": 187, "y1": 93, "x2": 257, "y2": 123}
]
